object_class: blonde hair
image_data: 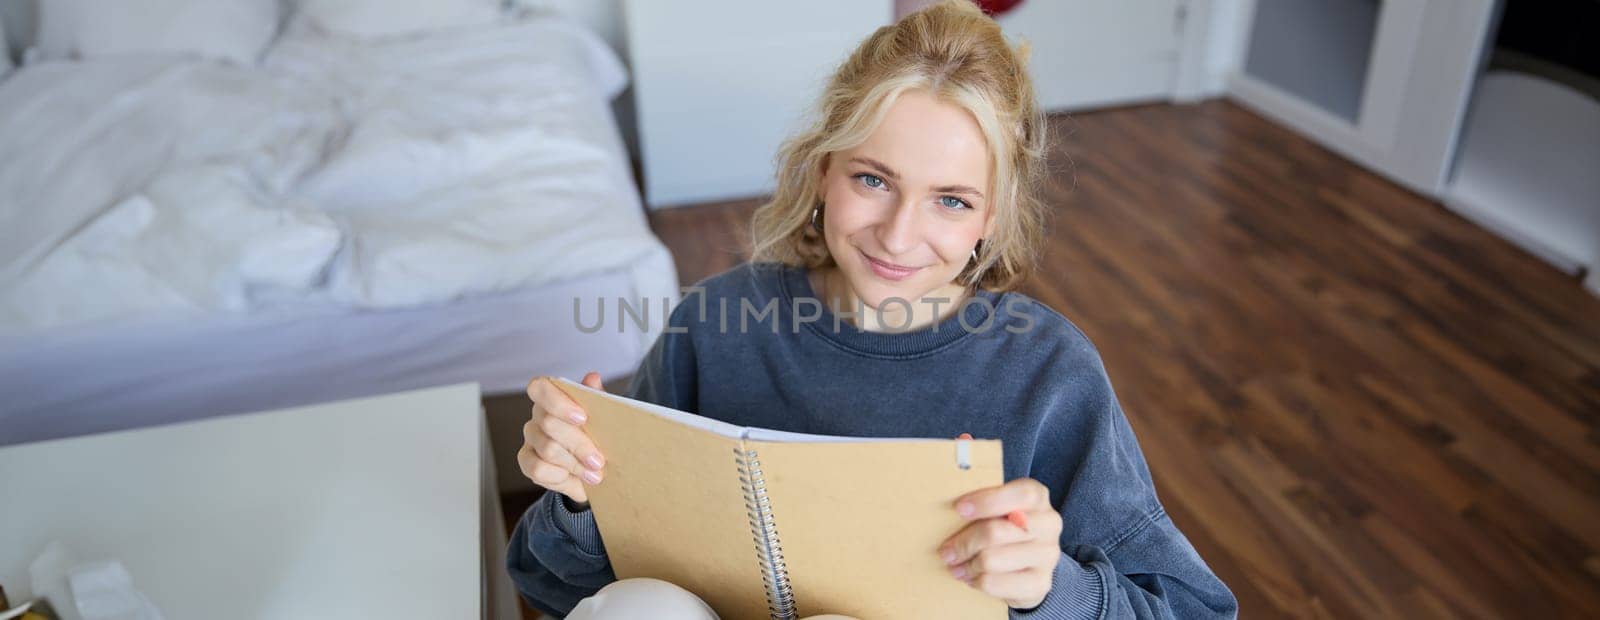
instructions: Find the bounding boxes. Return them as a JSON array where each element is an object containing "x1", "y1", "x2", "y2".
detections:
[{"x1": 748, "y1": 0, "x2": 1048, "y2": 291}]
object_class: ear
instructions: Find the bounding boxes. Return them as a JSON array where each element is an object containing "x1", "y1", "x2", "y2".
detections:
[{"x1": 815, "y1": 153, "x2": 832, "y2": 196}]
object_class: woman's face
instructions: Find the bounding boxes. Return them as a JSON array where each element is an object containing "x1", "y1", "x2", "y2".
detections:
[{"x1": 817, "y1": 89, "x2": 995, "y2": 309}]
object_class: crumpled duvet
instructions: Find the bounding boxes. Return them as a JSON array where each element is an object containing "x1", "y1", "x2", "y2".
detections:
[{"x1": 0, "y1": 13, "x2": 661, "y2": 334}]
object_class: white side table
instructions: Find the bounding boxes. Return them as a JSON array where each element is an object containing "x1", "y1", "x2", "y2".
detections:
[{"x1": 0, "y1": 383, "x2": 520, "y2": 619}]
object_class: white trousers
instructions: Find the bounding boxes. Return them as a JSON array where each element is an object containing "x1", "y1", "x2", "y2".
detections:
[
  {"x1": 558, "y1": 578, "x2": 860, "y2": 620},
  {"x1": 564, "y1": 578, "x2": 719, "y2": 620}
]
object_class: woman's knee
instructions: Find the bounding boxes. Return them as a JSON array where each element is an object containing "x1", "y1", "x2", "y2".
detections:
[{"x1": 565, "y1": 578, "x2": 720, "y2": 620}]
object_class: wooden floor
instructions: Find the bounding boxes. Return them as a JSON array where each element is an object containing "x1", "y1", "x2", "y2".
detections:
[{"x1": 637, "y1": 99, "x2": 1600, "y2": 618}]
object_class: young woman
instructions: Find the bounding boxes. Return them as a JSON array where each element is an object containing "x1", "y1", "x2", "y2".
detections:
[{"x1": 508, "y1": 2, "x2": 1238, "y2": 618}]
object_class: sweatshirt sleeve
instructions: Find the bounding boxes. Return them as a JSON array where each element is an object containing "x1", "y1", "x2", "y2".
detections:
[
  {"x1": 1008, "y1": 511, "x2": 1239, "y2": 619},
  {"x1": 505, "y1": 491, "x2": 614, "y2": 617},
  {"x1": 1013, "y1": 328, "x2": 1238, "y2": 619},
  {"x1": 504, "y1": 293, "x2": 702, "y2": 616}
]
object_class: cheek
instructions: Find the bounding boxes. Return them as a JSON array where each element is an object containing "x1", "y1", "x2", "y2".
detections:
[
  {"x1": 929, "y1": 223, "x2": 985, "y2": 264},
  {"x1": 822, "y1": 181, "x2": 880, "y2": 233}
]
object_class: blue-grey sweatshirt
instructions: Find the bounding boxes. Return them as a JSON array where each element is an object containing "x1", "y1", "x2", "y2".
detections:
[{"x1": 507, "y1": 262, "x2": 1238, "y2": 619}]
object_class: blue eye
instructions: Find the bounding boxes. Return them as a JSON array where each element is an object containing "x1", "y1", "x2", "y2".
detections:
[
  {"x1": 940, "y1": 196, "x2": 972, "y2": 210},
  {"x1": 854, "y1": 173, "x2": 885, "y2": 189}
]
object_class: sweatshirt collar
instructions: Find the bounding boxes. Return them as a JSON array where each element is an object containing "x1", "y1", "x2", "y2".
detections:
[{"x1": 778, "y1": 264, "x2": 1003, "y2": 359}]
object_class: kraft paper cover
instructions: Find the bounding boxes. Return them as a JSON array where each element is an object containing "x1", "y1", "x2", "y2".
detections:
[{"x1": 557, "y1": 380, "x2": 1007, "y2": 619}]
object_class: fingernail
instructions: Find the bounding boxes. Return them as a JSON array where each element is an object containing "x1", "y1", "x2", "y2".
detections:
[
  {"x1": 569, "y1": 410, "x2": 587, "y2": 424},
  {"x1": 582, "y1": 470, "x2": 602, "y2": 484},
  {"x1": 940, "y1": 549, "x2": 956, "y2": 564},
  {"x1": 957, "y1": 502, "x2": 974, "y2": 517},
  {"x1": 583, "y1": 454, "x2": 604, "y2": 469},
  {"x1": 950, "y1": 565, "x2": 968, "y2": 579}
]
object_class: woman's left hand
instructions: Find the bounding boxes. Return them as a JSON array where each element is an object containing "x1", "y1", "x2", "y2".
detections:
[{"x1": 938, "y1": 477, "x2": 1064, "y2": 610}]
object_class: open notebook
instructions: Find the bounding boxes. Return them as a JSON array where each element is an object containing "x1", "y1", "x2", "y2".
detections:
[{"x1": 553, "y1": 378, "x2": 1007, "y2": 620}]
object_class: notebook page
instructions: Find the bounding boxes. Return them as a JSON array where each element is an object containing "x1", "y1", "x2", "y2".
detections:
[
  {"x1": 745, "y1": 427, "x2": 930, "y2": 443},
  {"x1": 557, "y1": 378, "x2": 747, "y2": 439},
  {"x1": 559, "y1": 378, "x2": 931, "y2": 444}
]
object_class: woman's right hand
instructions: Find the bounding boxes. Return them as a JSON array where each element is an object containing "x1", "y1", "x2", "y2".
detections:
[{"x1": 521, "y1": 372, "x2": 608, "y2": 507}]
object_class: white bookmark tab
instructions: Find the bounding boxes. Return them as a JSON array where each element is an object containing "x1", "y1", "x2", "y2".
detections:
[{"x1": 955, "y1": 439, "x2": 972, "y2": 470}]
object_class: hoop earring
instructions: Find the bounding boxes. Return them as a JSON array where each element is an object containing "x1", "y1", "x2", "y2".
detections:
[{"x1": 810, "y1": 203, "x2": 823, "y2": 232}]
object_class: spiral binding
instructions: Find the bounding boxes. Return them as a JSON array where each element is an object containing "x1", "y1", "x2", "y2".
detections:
[{"x1": 736, "y1": 447, "x2": 796, "y2": 620}]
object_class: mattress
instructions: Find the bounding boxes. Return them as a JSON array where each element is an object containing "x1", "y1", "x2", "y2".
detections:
[{"x1": 0, "y1": 247, "x2": 678, "y2": 447}]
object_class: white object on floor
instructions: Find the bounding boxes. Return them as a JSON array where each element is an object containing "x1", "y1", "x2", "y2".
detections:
[
  {"x1": 0, "y1": 384, "x2": 496, "y2": 619},
  {"x1": 1443, "y1": 70, "x2": 1600, "y2": 280},
  {"x1": 26, "y1": 541, "x2": 76, "y2": 620},
  {"x1": 67, "y1": 559, "x2": 165, "y2": 620}
]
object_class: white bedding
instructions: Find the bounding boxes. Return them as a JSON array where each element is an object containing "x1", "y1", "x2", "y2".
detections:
[{"x1": 0, "y1": 14, "x2": 661, "y2": 333}]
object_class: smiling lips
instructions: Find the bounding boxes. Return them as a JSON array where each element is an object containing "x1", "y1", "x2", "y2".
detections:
[{"x1": 860, "y1": 249, "x2": 922, "y2": 281}]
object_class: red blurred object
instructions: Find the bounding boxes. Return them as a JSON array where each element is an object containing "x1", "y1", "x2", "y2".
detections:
[
  {"x1": 974, "y1": 0, "x2": 1024, "y2": 16},
  {"x1": 1006, "y1": 510, "x2": 1030, "y2": 532}
]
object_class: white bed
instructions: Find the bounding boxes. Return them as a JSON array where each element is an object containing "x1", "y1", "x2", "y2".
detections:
[{"x1": 0, "y1": 3, "x2": 678, "y2": 446}]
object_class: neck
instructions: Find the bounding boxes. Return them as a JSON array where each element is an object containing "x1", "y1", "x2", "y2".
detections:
[{"x1": 811, "y1": 266, "x2": 970, "y2": 333}]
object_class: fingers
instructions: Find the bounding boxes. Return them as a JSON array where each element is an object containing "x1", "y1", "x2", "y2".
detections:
[
  {"x1": 939, "y1": 514, "x2": 1033, "y2": 567},
  {"x1": 521, "y1": 373, "x2": 608, "y2": 496},
  {"x1": 949, "y1": 539, "x2": 1059, "y2": 580},
  {"x1": 941, "y1": 477, "x2": 1064, "y2": 606},
  {"x1": 524, "y1": 418, "x2": 582, "y2": 472},
  {"x1": 943, "y1": 533, "x2": 1059, "y2": 608},
  {"x1": 518, "y1": 445, "x2": 587, "y2": 504},
  {"x1": 539, "y1": 411, "x2": 605, "y2": 472},
  {"x1": 524, "y1": 374, "x2": 606, "y2": 468},
  {"x1": 518, "y1": 445, "x2": 571, "y2": 487},
  {"x1": 955, "y1": 478, "x2": 1050, "y2": 520},
  {"x1": 526, "y1": 376, "x2": 588, "y2": 424},
  {"x1": 964, "y1": 566, "x2": 1054, "y2": 606}
]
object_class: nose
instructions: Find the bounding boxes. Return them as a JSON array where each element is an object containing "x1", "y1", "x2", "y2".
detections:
[{"x1": 876, "y1": 197, "x2": 920, "y2": 256}]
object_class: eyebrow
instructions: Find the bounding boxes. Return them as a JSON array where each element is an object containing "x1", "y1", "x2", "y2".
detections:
[{"x1": 849, "y1": 156, "x2": 986, "y2": 200}]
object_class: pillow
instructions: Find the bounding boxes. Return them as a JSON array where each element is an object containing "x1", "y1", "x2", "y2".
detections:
[
  {"x1": 36, "y1": 0, "x2": 280, "y2": 65},
  {"x1": 297, "y1": 0, "x2": 503, "y2": 40}
]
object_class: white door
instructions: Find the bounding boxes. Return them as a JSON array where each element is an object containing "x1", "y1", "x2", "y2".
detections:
[
  {"x1": 626, "y1": 0, "x2": 891, "y2": 209},
  {"x1": 994, "y1": 0, "x2": 1184, "y2": 111}
]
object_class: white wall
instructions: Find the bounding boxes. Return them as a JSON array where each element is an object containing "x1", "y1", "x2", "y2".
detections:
[
  {"x1": 900, "y1": 0, "x2": 1198, "y2": 111},
  {"x1": 998, "y1": 0, "x2": 1184, "y2": 111},
  {"x1": 527, "y1": 0, "x2": 1236, "y2": 181},
  {"x1": 624, "y1": 0, "x2": 892, "y2": 208}
]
